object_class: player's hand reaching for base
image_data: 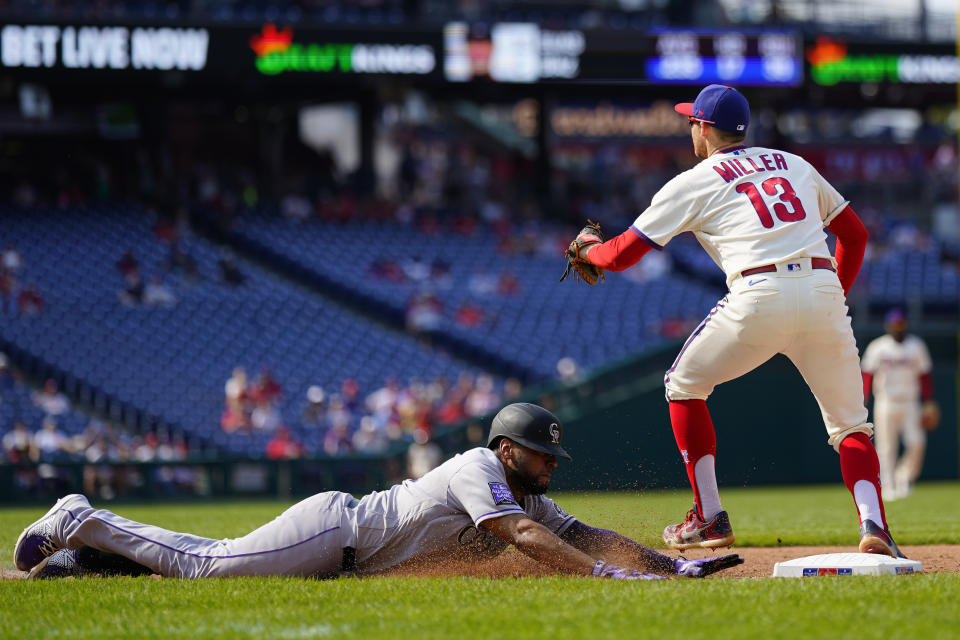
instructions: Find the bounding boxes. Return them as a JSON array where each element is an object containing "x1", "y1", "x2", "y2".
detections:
[
  {"x1": 674, "y1": 553, "x2": 744, "y2": 578},
  {"x1": 592, "y1": 560, "x2": 667, "y2": 580}
]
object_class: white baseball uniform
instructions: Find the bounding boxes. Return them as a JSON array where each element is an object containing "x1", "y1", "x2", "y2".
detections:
[
  {"x1": 861, "y1": 334, "x2": 933, "y2": 497},
  {"x1": 55, "y1": 447, "x2": 575, "y2": 578},
  {"x1": 631, "y1": 145, "x2": 871, "y2": 449}
]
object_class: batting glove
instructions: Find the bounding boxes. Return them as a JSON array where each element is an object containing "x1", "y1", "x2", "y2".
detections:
[
  {"x1": 592, "y1": 560, "x2": 667, "y2": 581},
  {"x1": 674, "y1": 554, "x2": 744, "y2": 578}
]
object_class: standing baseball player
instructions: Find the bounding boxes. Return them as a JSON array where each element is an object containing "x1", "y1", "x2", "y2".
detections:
[
  {"x1": 14, "y1": 403, "x2": 742, "y2": 580},
  {"x1": 861, "y1": 308, "x2": 938, "y2": 501},
  {"x1": 562, "y1": 84, "x2": 904, "y2": 557}
]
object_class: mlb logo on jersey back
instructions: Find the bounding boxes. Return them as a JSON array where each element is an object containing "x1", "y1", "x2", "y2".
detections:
[
  {"x1": 787, "y1": 263, "x2": 801, "y2": 271},
  {"x1": 489, "y1": 482, "x2": 518, "y2": 505}
]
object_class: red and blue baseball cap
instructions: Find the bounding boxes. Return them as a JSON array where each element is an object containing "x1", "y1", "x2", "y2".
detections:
[
  {"x1": 884, "y1": 308, "x2": 906, "y2": 326},
  {"x1": 675, "y1": 84, "x2": 750, "y2": 133}
]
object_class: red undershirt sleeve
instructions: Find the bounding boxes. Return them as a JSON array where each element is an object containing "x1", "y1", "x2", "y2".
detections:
[
  {"x1": 825, "y1": 205, "x2": 868, "y2": 295},
  {"x1": 587, "y1": 228, "x2": 653, "y2": 272},
  {"x1": 862, "y1": 372, "x2": 873, "y2": 402},
  {"x1": 920, "y1": 373, "x2": 934, "y2": 402}
]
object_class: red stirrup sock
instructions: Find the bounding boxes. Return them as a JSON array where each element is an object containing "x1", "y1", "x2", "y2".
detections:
[
  {"x1": 838, "y1": 432, "x2": 887, "y2": 529},
  {"x1": 669, "y1": 400, "x2": 721, "y2": 520}
]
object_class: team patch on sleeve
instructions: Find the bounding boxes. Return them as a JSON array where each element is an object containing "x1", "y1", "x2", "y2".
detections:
[{"x1": 488, "y1": 482, "x2": 518, "y2": 506}]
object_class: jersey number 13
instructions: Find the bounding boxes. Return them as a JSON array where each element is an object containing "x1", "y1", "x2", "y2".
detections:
[{"x1": 735, "y1": 177, "x2": 807, "y2": 228}]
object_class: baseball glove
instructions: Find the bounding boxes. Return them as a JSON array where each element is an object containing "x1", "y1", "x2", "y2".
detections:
[
  {"x1": 921, "y1": 401, "x2": 941, "y2": 432},
  {"x1": 560, "y1": 220, "x2": 605, "y2": 285},
  {"x1": 675, "y1": 554, "x2": 744, "y2": 578}
]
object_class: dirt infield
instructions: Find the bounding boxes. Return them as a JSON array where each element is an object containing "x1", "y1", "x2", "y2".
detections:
[
  {"x1": 3, "y1": 545, "x2": 958, "y2": 580},
  {"x1": 379, "y1": 545, "x2": 960, "y2": 579}
]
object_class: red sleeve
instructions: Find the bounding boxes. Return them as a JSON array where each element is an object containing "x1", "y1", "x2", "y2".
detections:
[
  {"x1": 825, "y1": 205, "x2": 868, "y2": 295},
  {"x1": 862, "y1": 372, "x2": 873, "y2": 402},
  {"x1": 587, "y1": 228, "x2": 653, "y2": 272},
  {"x1": 920, "y1": 373, "x2": 934, "y2": 402}
]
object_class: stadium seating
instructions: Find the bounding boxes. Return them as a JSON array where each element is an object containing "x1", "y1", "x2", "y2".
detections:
[
  {"x1": 229, "y1": 212, "x2": 726, "y2": 380},
  {"x1": 0, "y1": 206, "x2": 487, "y2": 455},
  {"x1": 860, "y1": 244, "x2": 960, "y2": 317}
]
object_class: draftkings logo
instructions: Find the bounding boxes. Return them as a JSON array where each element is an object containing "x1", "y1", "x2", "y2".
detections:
[
  {"x1": 806, "y1": 36, "x2": 958, "y2": 85},
  {"x1": 249, "y1": 23, "x2": 435, "y2": 76}
]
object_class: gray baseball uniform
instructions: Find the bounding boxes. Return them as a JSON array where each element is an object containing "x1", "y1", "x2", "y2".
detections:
[{"x1": 56, "y1": 448, "x2": 575, "y2": 578}]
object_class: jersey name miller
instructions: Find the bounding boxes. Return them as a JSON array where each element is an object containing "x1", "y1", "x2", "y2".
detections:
[{"x1": 713, "y1": 153, "x2": 789, "y2": 183}]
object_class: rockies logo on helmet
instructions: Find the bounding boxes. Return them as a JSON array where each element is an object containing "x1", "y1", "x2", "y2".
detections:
[{"x1": 549, "y1": 423, "x2": 560, "y2": 444}]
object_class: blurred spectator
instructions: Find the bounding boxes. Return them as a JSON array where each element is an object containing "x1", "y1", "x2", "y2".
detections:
[
  {"x1": 143, "y1": 274, "x2": 178, "y2": 307},
  {"x1": 119, "y1": 271, "x2": 145, "y2": 306},
  {"x1": 503, "y1": 377, "x2": 524, "y2": 401},
  {"x1": 0, "y1": 353, "x2": 20, "y2": 417},
  {"x1": 325, "y1": 394, "x2": 354, "y2": 431},
  {"x1": 368, "y1": 258, "x2": 406, "y2": 283},
  {"x1": 133, "y1": 432, "x2": 159, "y2": 461},
  {"x1": 32, "y1": 416, "x2": 70, "y2": 462},
  {"x1": 222, "y1": 367, "x2": 251, "y2": 432},
  {"x1": 225, "y1": 367, "x2": 249, "y2": 413},
  {"x1": 251, "y1": 398, "x2": 283, "y2": 432},
  {"x1": 0, "y1": 268, "x2": 16, "y2": 312},
  {"x1": 497, "y1": 271, "x2": 521, "y2": 296},
  {"x1": 302, "y1": 385, "x2": 327, "y2": 427},
  {"x1": 454, "y1": 302, "x2": 485, "y2": 328},
  {"x1": 406, "y1": 428, "x2": 442, "y2": 479},
  {"x1": 366, "y1": 378, "x2": 400, "y2": 420},
  {"x1": 17, "y1": 283, "x2": 44, "y2": 315},
  {"x1": 166, "y1": 242, "x2": 200, "y2": 284},
  {"x1": 556, "y1": 357, "x2": 579, "y2": 383},
  {"x1": 322, "y1": 422, "x2": 353, "y2": 456},
  {"x1": 153, "y1": 216, "x2": 177, "y2": 243},
  {"x1": 218, "y1": 249, "x2": 246, "y2": 286},
  {"x1": 405, "y1": 290, "x2": 443, "y2": 333},
  {"x1": 341, "y1": 378, "x2": 361, "y2": 413},
  {"x1": 428, "y1": 259, "x2": 453, "y2": 290},
  {"x1": 352, "y1": 416, "x2": 390, "y2": 454},
  {"x1": 2, "y1": 245, "x2": 23, "y2": 273},
  {"x1": 221, "y1": 406, "x2": 249, "y2": 433},
  {"x1": 402, "y1": 255, "x2": 430, "y2": 283},
  {"x1": 465, "y1": 374, "x2": 499, "y2": 417},
  {"x1": 435, "y1": 372, "x2": 474, "y2": 424},
  {"x1": 116, "y1": 250, "x2": 139, "y2": 278},
  {"x1": 266, "y1": 427, "x2": 303, "y2": 459},
  {"x1": 251, "y1": 368, "x2": 283, "y2": 406},
  {"x1": 32, "y1": 378, "x2": 70, "y2": 417},
  {"x1": 468, "y1": 269, "x2": 497, "y2": 296},
  {"x1": 3, "y1": 420, "x2": 32, "y2": 463}
]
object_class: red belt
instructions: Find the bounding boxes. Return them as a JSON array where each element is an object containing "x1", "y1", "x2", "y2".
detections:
[{"x1": 741, "y1": 257, "x2": 835, "y2": 278}]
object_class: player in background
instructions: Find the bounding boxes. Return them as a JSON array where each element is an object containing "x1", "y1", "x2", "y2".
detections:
[
  {"x1": 568, "y1": 84, "x2": 904, "y2": 557},
  {"x1": 861, "y1": 308, "x2": 937, "y2": 501},
  {"x1": 14, "y1": 403, "x2": 742, "y2": 580}
]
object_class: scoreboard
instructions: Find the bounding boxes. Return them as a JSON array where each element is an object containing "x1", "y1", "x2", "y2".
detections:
[{"x1": 444, "y1": 24, "x2": 803, "y2": 86}]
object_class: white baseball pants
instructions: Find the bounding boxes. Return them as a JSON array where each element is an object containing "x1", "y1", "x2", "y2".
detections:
[
  {"x1": 873, "y1": 398, "x2": 925, "y2": 496},
  {"x1": 59, "y1": 492, "x2": 355, "y2": 578},
  {"x1": 664, "y1": 259, "x2": 872, "y2": 450}
]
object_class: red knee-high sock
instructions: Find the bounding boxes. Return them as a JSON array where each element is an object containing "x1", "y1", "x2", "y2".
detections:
[
  {"x1": 838, "y1": 432, "x2": 887, "y2": 529},
  {"x1": 669, "y1": 400, "x2": 717, "y2": 519}
]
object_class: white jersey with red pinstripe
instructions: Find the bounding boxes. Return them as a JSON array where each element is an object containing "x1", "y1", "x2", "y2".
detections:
[
  {"x1": 630, "y1": 146, "x2": 848, "y2": 286},
  {"x1": 861, "y1": 335, "x2": 932, "y2": 403}
]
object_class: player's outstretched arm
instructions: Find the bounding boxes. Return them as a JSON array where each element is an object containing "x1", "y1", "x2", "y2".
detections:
[
  {"x1": 583, "y1": 227, "x2": 652, "y2": 272},
  {"x1": 560, "y1": 520, "x2": 742, "y2": 578},
  {"x1": 480, "y1": 514, "x2": 663, "y2": 580}
]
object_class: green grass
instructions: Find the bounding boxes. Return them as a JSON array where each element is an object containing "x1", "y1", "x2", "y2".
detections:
[{"x1": 1, "y1": 482, "x2": 958, "y2": 640}]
